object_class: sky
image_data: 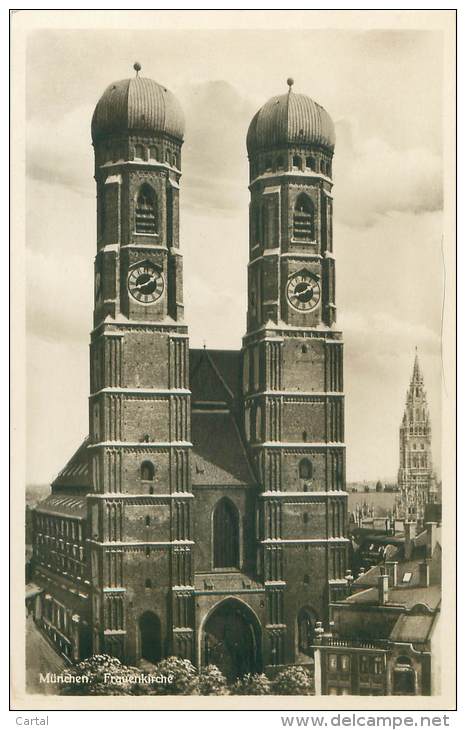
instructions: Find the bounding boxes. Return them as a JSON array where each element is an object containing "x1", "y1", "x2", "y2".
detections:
[{"x1": 25, "y1": 26, "x2": 444, "y2": 485}]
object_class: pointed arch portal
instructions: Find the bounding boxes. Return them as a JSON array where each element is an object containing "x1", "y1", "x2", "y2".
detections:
[
  {"x1": 139, "y1": 611, "x2": 162, "y2": 664},
  {"x1": 202, "y1": 599, "x2": 262, "y2": 681}
]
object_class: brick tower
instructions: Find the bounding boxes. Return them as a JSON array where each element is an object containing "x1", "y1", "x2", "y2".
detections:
[
  {"x1": 397, "y1": 351, "x2": 437, "y2": 523},
  {"x1": 88, "y1": 66, "x2": 194, "y2": 662},
  {"x1": 243, "y1": 79, "x2": 349, "y2": 665}
]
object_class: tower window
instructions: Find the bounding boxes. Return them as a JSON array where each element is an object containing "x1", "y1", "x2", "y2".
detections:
[
  {"x1": 149, "y1": 146, "x2": 158, "y2": 160},
  {"x1": 141, "y1": 461, "x2": 155, "y2": 481},
  {"x1": 277, "y1": 155, "x2": 285, "y2": 169},
  {"x1": 303, "y1": 574, "x2": 310, "y2": 585},
  {"x1": 292, "y1": 155, "x2": 302, "y2": 170},
  {"x1": 301, "y1": 344, "x2": 308, "y2": 354},
  {"x1": 145, "y1": 578, "x2": 152, "y2": 589},
  {"x1": 145, "y1": 516, "x2": 151, "y2": 527},
  {"x1": 306, "y1": 156, "x2": 316, "y2": 171},
  {"x1": 134, "y1": 144, "x2": 145, "y2": 160},
  {"x1": 320, "y1": 159, "x2": 326, "y2": 173},
  {"x1": 302, "y1": 431, "x2": 308, "y2": 443},
  {"x1": 293, "y1": 194, "x2": 314, "y2": 241},
  {"x1": 135, "y1": 185, "x2": 157, "y2": 235},
  {"x1": 303, "y1": 512, "x2": 309, "y2": 524},
  {"x1": 213, "y1": 498, "x2": 239, "y2": 569},
  {"x1": 265, "y1": 157, "x2": 272, "y2": 171},
  {"x1": 299, "y1": 458, "x2": 313, "y2": 479}
]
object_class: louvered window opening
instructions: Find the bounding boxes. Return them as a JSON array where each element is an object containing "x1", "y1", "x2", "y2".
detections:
[
  {"x1": 293, "y1": 207, "x2": 314, "y2": 240},
  {"x1": 135, "y1": 189, "x2": 157, "y2": 234}
]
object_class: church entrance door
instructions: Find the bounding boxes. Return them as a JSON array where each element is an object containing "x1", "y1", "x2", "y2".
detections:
[
  {"x1": 202, "y1": 599, "x2": 261, "y2": 681},
  {"x1": 139, "y1": 611, "x2": 162, "y2": 664}
]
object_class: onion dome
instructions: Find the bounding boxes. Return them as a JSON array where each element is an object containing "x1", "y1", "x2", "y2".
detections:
[
  {"x1": 247, "y1": 78, "x2": 335, "y2": 155},
  {"x1": 91, "y1": 65, "x2": 185, "y2": 144}
]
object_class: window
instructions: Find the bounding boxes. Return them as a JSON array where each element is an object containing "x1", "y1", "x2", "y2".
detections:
[
  {"x1": 299, "y1": 458, "x2": 313, "y2": 479},
  {"x1": 135, "y1": 185, "x2": 157, "y2": 234},
  {"x1": 302, "y1": 431, "x2": 308, "y2": 443},
  {"x1": 303, "y1": 574, "x2": 310, "y2": 584},
  {"x1": 149, "y1": 146, "x2": 158, "y2": 160},
  {"x1": 149, "y1": 485, "x2": 154, "y2": 495},
  {"x1": 339, "y1": 655, "x2": 350, "y2": 672},
  {"x1": 265, "y1": 158, "x2": 272, "y2": 171},
  {"x1": 328, "y1": 654, "x2": 338, "y2": 671},
  {"x1": 134, "y1": 144, "x2": 145, "y2": 160},
  {"x1": 374, "y1": 656, "x2": 384, "y2": 675},
  {"x1": 306, "y1": 156, "x2": 315, "y2": 170},
  {"x1": 277, "y1": 155, "x2": 285, "y2": 169},
  {"x1": 360, "y1": 655, "x2": 370, "y2": 674},
  {"x1": 293, "y1": 194, "x2": 314, "y2": 241},
  {"x1": 145, "y1": 578, "x2": 152, "y2": 589},
  {"x1": 292, "y1": 155, "x2": 302, "y2": 170},
  {"x1": 141, "y1": 461, "x2": 155, "y2": 481},
  {"x1": 320, "y1": 159, "x2": 326, "y2": 173},
  {"x1": 303, "y1": 512, "x2": 309, "y2": 524},
  {"x1": 213, "y1": 498, "x2": 239, "y2": 569},
  {"x1": 145, "y1": 516, "x2": 151, "y2": 527},
  {"x1": 301, "y1": 344, "x2": 308, "y2": 354},
  {"x1": 393, "y1": 656, "x2": 415, "y2": 695},
  {"x1": 297, "y1": 607, "x2": 317, "y2": 652}
]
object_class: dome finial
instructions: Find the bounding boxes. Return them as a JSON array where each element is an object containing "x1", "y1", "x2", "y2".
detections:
[
  {"x1": 133, "y1": 61, "x2": 142, "y2": 76},
  {"x1": 287, "y1": 77, "x2": 294, "y2": 92}
]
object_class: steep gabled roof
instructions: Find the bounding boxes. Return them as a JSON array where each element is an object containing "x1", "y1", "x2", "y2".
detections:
[
  {"x1": 189, "y1": 348, "x2": 241, "y2": 406},
  {"x1": 35, "y1": 494, "x2": 87, "y2": 520},
  {"x1": 52, "y1": 438, "x2": 91, "y2": 490}
]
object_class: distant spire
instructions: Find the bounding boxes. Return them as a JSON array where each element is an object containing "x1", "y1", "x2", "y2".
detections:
[
  {"x1": 412, "y1": 348, "x2": 422, "y2": 383},
  {"x1": 287, "y1": 77, "x2": 294, "y2": 93},
  {"x1": 133, "y1": 61, "x2": 142, "y2": 77}
]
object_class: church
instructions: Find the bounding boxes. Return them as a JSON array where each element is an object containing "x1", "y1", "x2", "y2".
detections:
[{"x1": 31, "y1": 67, "x2": 349, "y2": 680}]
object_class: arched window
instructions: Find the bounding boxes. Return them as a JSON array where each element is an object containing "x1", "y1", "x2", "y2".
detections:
[
  {"x1": 293, "y1": 194, "x2": 314, "y2": 241},
  {"x1": 292, "y1": 155, "x2": 302, "y2": 170},
  {"x1": 134, "y1": 144, "x2": 145, "y2": 160},
  {"x1": 299, "y1": 458, "x2": 312, "y2": 480},
  {"x1": 149, "y1": 146, "x2": 158, "y2": 161},
  {"x1": 141, "y1": 461, "x2": 155, "y2": 481},
  {"x1": 145, "y1": 516, "x2": 150, "y2": 527},
  {"x1": 302, "y1": 431, "x2": 308, "y2": 443},
  {"x1": 145, "y1": 578, "x2": 152, "y2": 589},
  {"x1": 213, "y1": 499, "x2": 239, "y2": 569},
  {"x1": 393, "y1": 656, "x2": 416, "y2": 695},
  {"x1": 297, "y1": 607, "x2": 317, "y2": 653},
  {"x1": 149, "y1": 485, "x2": 154, "y2": 495},
  {"x1": 135, "y1": 185, "x2": 157, "y2": 234},
  {"x1": 301, "y1": 344, "x2": 308, "y2": 354},
  {"x1": 306, "y1": 156, "x2": 315, "y2": 171},
  {"x1": 320, "y1": 159, "x2": 326, "y2": 173}
]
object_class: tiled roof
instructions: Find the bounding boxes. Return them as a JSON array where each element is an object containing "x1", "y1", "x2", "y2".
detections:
[
  {"x1": 191, "y1": 410, "x2": 256, "y2": 487},
  {"x1": 35, "y1": 494, "x2": 88, "y2": 519},
  {"x1": 344, "y1": 584, "x2": 441, "y2": 611},
  {"x1": 52, "y1": 438, "x2": 91, "y2": 490},
  {"x1": 190, "y1": 348, "x2": 241, "y2": 405},
  {"x1": 390, "y1": 613, "x2": 438, "y2": 644},
  {"x1": 247, "y1": 88, "x2": 335, "y2": 155},
  {"x1": 92, "y1": 76, "x2": 185, "y2": 143}
]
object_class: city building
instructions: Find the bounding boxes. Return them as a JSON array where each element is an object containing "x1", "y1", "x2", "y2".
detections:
[
  {"x1": 313, "y1": 521, "x2": 441, "y2": 695},
  {"x1": 396, "y1": 352, "x2": 438, "y2": 523},
  {"x1": 31, "y1": 68, "x2": 349, "y2": 679}
]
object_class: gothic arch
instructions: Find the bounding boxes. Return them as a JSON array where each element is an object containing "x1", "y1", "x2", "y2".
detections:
[
  {"x1": 212, "y1": 498, "x2": 240, "y2": 569},
  {"x1": 293, "y1": 193, "x2": 314, "y2": 241},
  {"x1": 139, "y1": 611, "x2": 162, "y2": 664},
  {"x1": 299, "y1": 458, "x2": 313, "y2": 480},
  {"x1": 141, "y1": 461, "x2": 155, "y2": 481},
  {"x1": 297, "y1": 606, "x2": 319, "y2": 655},
  {"x1": 135, "y1": 183, "x2": 158, "y2": 234},
  {"x1": 200, "y1": 597, "x2": 262, "y2": 680}
]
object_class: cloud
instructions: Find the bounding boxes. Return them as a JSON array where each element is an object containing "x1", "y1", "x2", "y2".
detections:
[{"x1": 333, "y1": 119, "x2": 443, "y2": 227}]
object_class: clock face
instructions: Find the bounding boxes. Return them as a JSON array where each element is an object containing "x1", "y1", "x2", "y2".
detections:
[
  {"x1": 286, "y1": 272, "x2": 321, "y2": 312},
  {"x1": 127, "y1": 263, "x2": 164, "y2": 304}
]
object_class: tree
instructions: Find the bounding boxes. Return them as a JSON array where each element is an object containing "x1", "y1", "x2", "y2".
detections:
[
  {"x1": 198, "y1": 665, "x2": 229, "y2": 695},
  {"x1": 375, "y1": 480, "x2": 383, "y2": 492},
  {"x1": 152, "y1": 656, "x2": 199, "y2": 695},
  {"x1": 59, "y1": 654, "x2": 144, "y2": 695},
  {"x1": 273, "y1": 666, "x2": 314, "y2": 695},
  {"x1": 230, "y1": 673, "x2": 271, "y2": 695}
]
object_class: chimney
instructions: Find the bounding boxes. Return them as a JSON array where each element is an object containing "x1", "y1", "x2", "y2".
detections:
[
  {"x1": 418, "y1": 561, "x2": 430, "y2": 588},
  {"x1": 385, "y1": 560, "x2": 398, "y2": 587},
  {"x1": 404, "y1": 521, "x2": 417, "y2": 560},
  {"x1": 378, "y1": 573, "x2": 389, "y2": 605},
  {"x1": 425, "y1": 522, "x2": 437, "y2": 559}
]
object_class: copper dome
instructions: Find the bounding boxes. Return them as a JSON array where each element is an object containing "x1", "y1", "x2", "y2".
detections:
[
  {"x1": 91, "y1": 75, "x2": 185, "y2": 144},
  {"x1": 247, "y1": 86, "x2": 335, "y2": 155}
]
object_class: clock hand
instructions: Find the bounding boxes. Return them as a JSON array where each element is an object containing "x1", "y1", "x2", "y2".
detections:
[{"x1": 134, "y1": 273, "x2": 157, "y2": 290}]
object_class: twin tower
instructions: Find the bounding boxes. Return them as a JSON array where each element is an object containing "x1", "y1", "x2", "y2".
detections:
[{"x1": 35, "y1": 68, "x2": 349, "y2": 678}]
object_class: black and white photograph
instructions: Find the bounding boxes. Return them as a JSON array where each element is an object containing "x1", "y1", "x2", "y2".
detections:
[{"x1": 11, "y1": 9, "x2": 456, "y2": 712}]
